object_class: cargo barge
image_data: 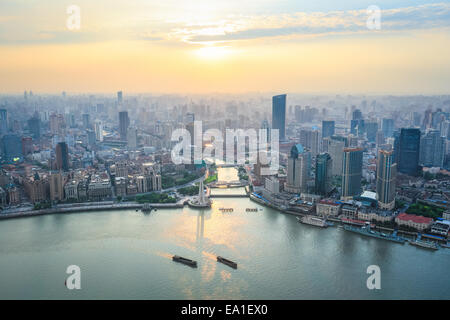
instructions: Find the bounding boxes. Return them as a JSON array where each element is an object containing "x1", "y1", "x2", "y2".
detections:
[
  {"x1": 409, "y1": 239, "x2": 439, "y2": 250},
  {"x1": 296, "y1": 215, "x2": 328, "y2": 228},
  {"x1": 217, "y1": 256, "x2": 237, "y2": 269},
  {"x1": 172, "y1": 255, "x2": 198, "y2": 268}
]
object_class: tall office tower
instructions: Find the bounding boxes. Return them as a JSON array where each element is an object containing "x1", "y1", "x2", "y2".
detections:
[
  {"x1": 322, "y1": 120, "x2": 335, "y2": 138},
  {"x1": 294, "y1": 106, "x2": 302, "y2": 122},
  {"x1": 299, "y1": 129, "x2": 320, "y2": 156},
  {"x1": 350, "y1": 119, "x2": 365, "y2": 136},
  {"x1": 94, "y1": 120, "x2": 104, "y2": 142},
  {"x1": 0, "y1": 109, "x2": 7, "y2": 135},
  {"x1": 315, "y1": 153, "x2": 333, "y2": 196},
  {"x1": 422, "y1": 108, "x2": 432, "y2": 129},
  {"x1": 127, "y1": 127, "x2": 138, "y2": 150},
  {"x1": 341, "y1": 148, "x2": 363, "y2": 200},
  {"x1": 285, "y1": 144, "x2": 308, "y2": 194},
  {"x1": 365, "y1": 122, "x2": 378, "y2": 142},
  {"x1": 382, "y1": 118, "x2": 394, "y2": 138},
  {"x1": 49, "y1": 113, "x2": 65, "y2": 135},
  {"x1": 185, "y1": 112, "x2": 195, "y2": 123},
  {"x1": 55, "y1": 142, "x2": 69, "y2": 172},
  {"x1": 1, "y1": 134, "x2": 22, "y2": 162},
  {"x1": 261, "y1": 119, "x2": 271, "y2": 144},
  {"x1": 119, "y1": 111, "x2": 129, "y2": 141},
  {"x1": 21, "y1": 137, "x2": 33, "y2": 155},
  {"x1": 376, "y1": 150, "x2": 397, "y2": 210},
  {"x1": 431, "y1": 109, "x2": 446, "y2": 129},
  {"x1": 397, "y1": 128, "x2": 421, "y2": 176},
  {"x1": 352, "y1": 109, "x2": 363, "y2": 120},
  {"x1": 376, "y1": 130, "x2": 385, "y2": 146},
  {"x1": 420, "y1": 129, "x2": 445, "y2": 168},
  {"x1": 272, "y1": 94, "x2": 286, "y2": 141},
  {"x1": 86, "y1": 130, "x2": 96, "y2": 146},
  {"x1": 328, "y1": 136, "x2": 346, "y2": 176},
  {"x1": 66, "y1": 113, "x2": 76, "y2": 128},
  {"x1": 27, "y1": 116, "x2": 41, "y2": 139},
  {"x1": 117, "y1": 91, "x2": 123, "y2": 105},
  {"x1": 440, "y1": 120, "x2": 450, "y2": 138},
  {"x1": 49, "y1": 172, "x2": 64, "y2": 202},
  {"x1": 413, "y1": 112, "x2": 422, "y2": 127},
  {"x1": 82, "y1": 114, "x2": 90, "y2": 129}
]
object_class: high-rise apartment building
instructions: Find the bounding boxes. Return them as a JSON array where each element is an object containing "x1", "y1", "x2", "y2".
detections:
[{"x1": 376, "y1": 150, "x2": 397, "y2": 210}]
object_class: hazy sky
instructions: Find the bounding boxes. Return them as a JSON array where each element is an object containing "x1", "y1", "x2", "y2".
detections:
[{"x1": 0, "y1": 0, "x2": 449, "y2": 94}]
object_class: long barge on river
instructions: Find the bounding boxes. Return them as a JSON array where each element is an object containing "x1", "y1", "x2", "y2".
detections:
[
  {"x1": 217, "y1": 256, "x2": 237, "y2": 269},
  {"x1": 344, "y1": 223, "x2": 406, "y2": 244},
  {"x1": 172, "y1": 255, "x2": 198, "y2": 268}
]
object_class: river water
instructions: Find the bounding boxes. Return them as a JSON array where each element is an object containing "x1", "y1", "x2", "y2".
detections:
[{"x1": 0, "y1": 168, "x2": 448, "y2": 299}]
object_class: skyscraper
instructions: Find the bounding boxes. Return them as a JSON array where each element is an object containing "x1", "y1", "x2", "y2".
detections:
[
  {"x1": 350, "y1": 119, "x2": 365, "y2": 137},
  {"x1": 285, "y1": 144, "x2": 308, "y2": 194},
  {"x1": 328, "y1": 137, "x2": 346, "y2": 176},
  {"x1": 1, "y1": 134, "x2": 22, "y2": 162},
  {"x1": 261, "y1": 119, "x2": 271, "y2": 144},
  {"x1": 0, "y1": 109, "x2": 8, "y2": 135},
  {"x1": 55, "y1": 142, "x2": 69, "y2": 172},
  {"x1": 94, "y1": 120, "x2": 103, "y2": 142},
  {"x1": 352, "y1": 109, "x2": 363, "y2": 120},
  {"x1": 376, "y1": 150, "x2": 397, "y2": 210},
  {"x1": 322, "y1": 120, "x2": 335, "y2": 138},
  {"x1": 420, "y1": 129, "x2": 445, "y2": 168},
  {"x1": 117, "y1": 91, "x2": 123, "y2": 105},
  {"x1": 382, "y1": 118, "x2": 394, "y2": 138},
  {"x1": 127, "y1": 127, "x2": 138, "y2": 150},
  {"x1": 82, "y1": 114, "x2": 90, "y2": 129},
  {"x1": 341, "y1": 148, "x2": 363, "y2": 200},
  {"x1": 27, "y1": 116, "x2": 41, "y2": 139},
  {"x1": 272, "y1": 94, "x2": 286, "y2": 141},
  {"x1": 119, "y1": 111, "x2": 129, "y2": 141},
  {"x1": 299, "y1": 129, "x2": 320, "y2": 156},
  {"x1": 315, "y1": 153, "x2": 333, "y2": 196},
  {"x1": 397, "y1": 128, "x2": 421, "y2": 176},
  {"x1": 365, "y1": 122, "x2": 378, "y2": 142}
]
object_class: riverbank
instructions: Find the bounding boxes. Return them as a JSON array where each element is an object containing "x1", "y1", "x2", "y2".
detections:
[{"x1": 0, "y1": 201, "x2": 185, "y2": 220}]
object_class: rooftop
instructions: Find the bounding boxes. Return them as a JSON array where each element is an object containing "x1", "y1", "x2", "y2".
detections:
[{"x1": 396, "y1": 213, "x2": 433, "y2": 224}]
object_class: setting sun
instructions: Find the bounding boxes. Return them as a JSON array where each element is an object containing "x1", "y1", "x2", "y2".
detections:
[{"x1": 195, "y1": 46, "x2": 233, "y2": 60}]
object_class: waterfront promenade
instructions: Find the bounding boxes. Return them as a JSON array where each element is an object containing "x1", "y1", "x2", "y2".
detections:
[{"x1": 0, "y1": 200, "x2": 185, "y2": 220}]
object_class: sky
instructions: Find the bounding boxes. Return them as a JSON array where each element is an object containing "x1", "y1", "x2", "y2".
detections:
[{"x1": 0, "y1": 0, "x2": 449, "y2": 94}]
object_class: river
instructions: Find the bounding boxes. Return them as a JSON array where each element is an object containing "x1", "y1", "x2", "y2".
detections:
[{"x1": 0, "y1": 168, "x2": 448, "y2": 299}]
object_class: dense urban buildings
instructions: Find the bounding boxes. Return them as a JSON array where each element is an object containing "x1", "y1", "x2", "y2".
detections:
[{"x1": 0, "y1": 91, "x2": 448, "y2": 244}]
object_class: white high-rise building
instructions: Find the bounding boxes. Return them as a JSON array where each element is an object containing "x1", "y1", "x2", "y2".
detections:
[{"x1": 95, "y1": 120, "x2": 103, "y2": 142}]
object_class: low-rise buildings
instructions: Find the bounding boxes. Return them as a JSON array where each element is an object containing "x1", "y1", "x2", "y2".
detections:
[
  {"x1": 395, "y1": 213, "x2": 433, "y2": 231},
  {"x1": 316, "y1": 199, "x2": 341, "y2": 217},
  {"x1": 431, "y1": 220, "x2": 450, "y2": 237}
]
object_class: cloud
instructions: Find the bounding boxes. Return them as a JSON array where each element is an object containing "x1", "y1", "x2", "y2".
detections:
[
  {"x1": 0, "y1": 2, "x2": 449, "y2": 46},
  {"x1": 176, "y1": 3, "x2": 450, "y2": 43}
]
